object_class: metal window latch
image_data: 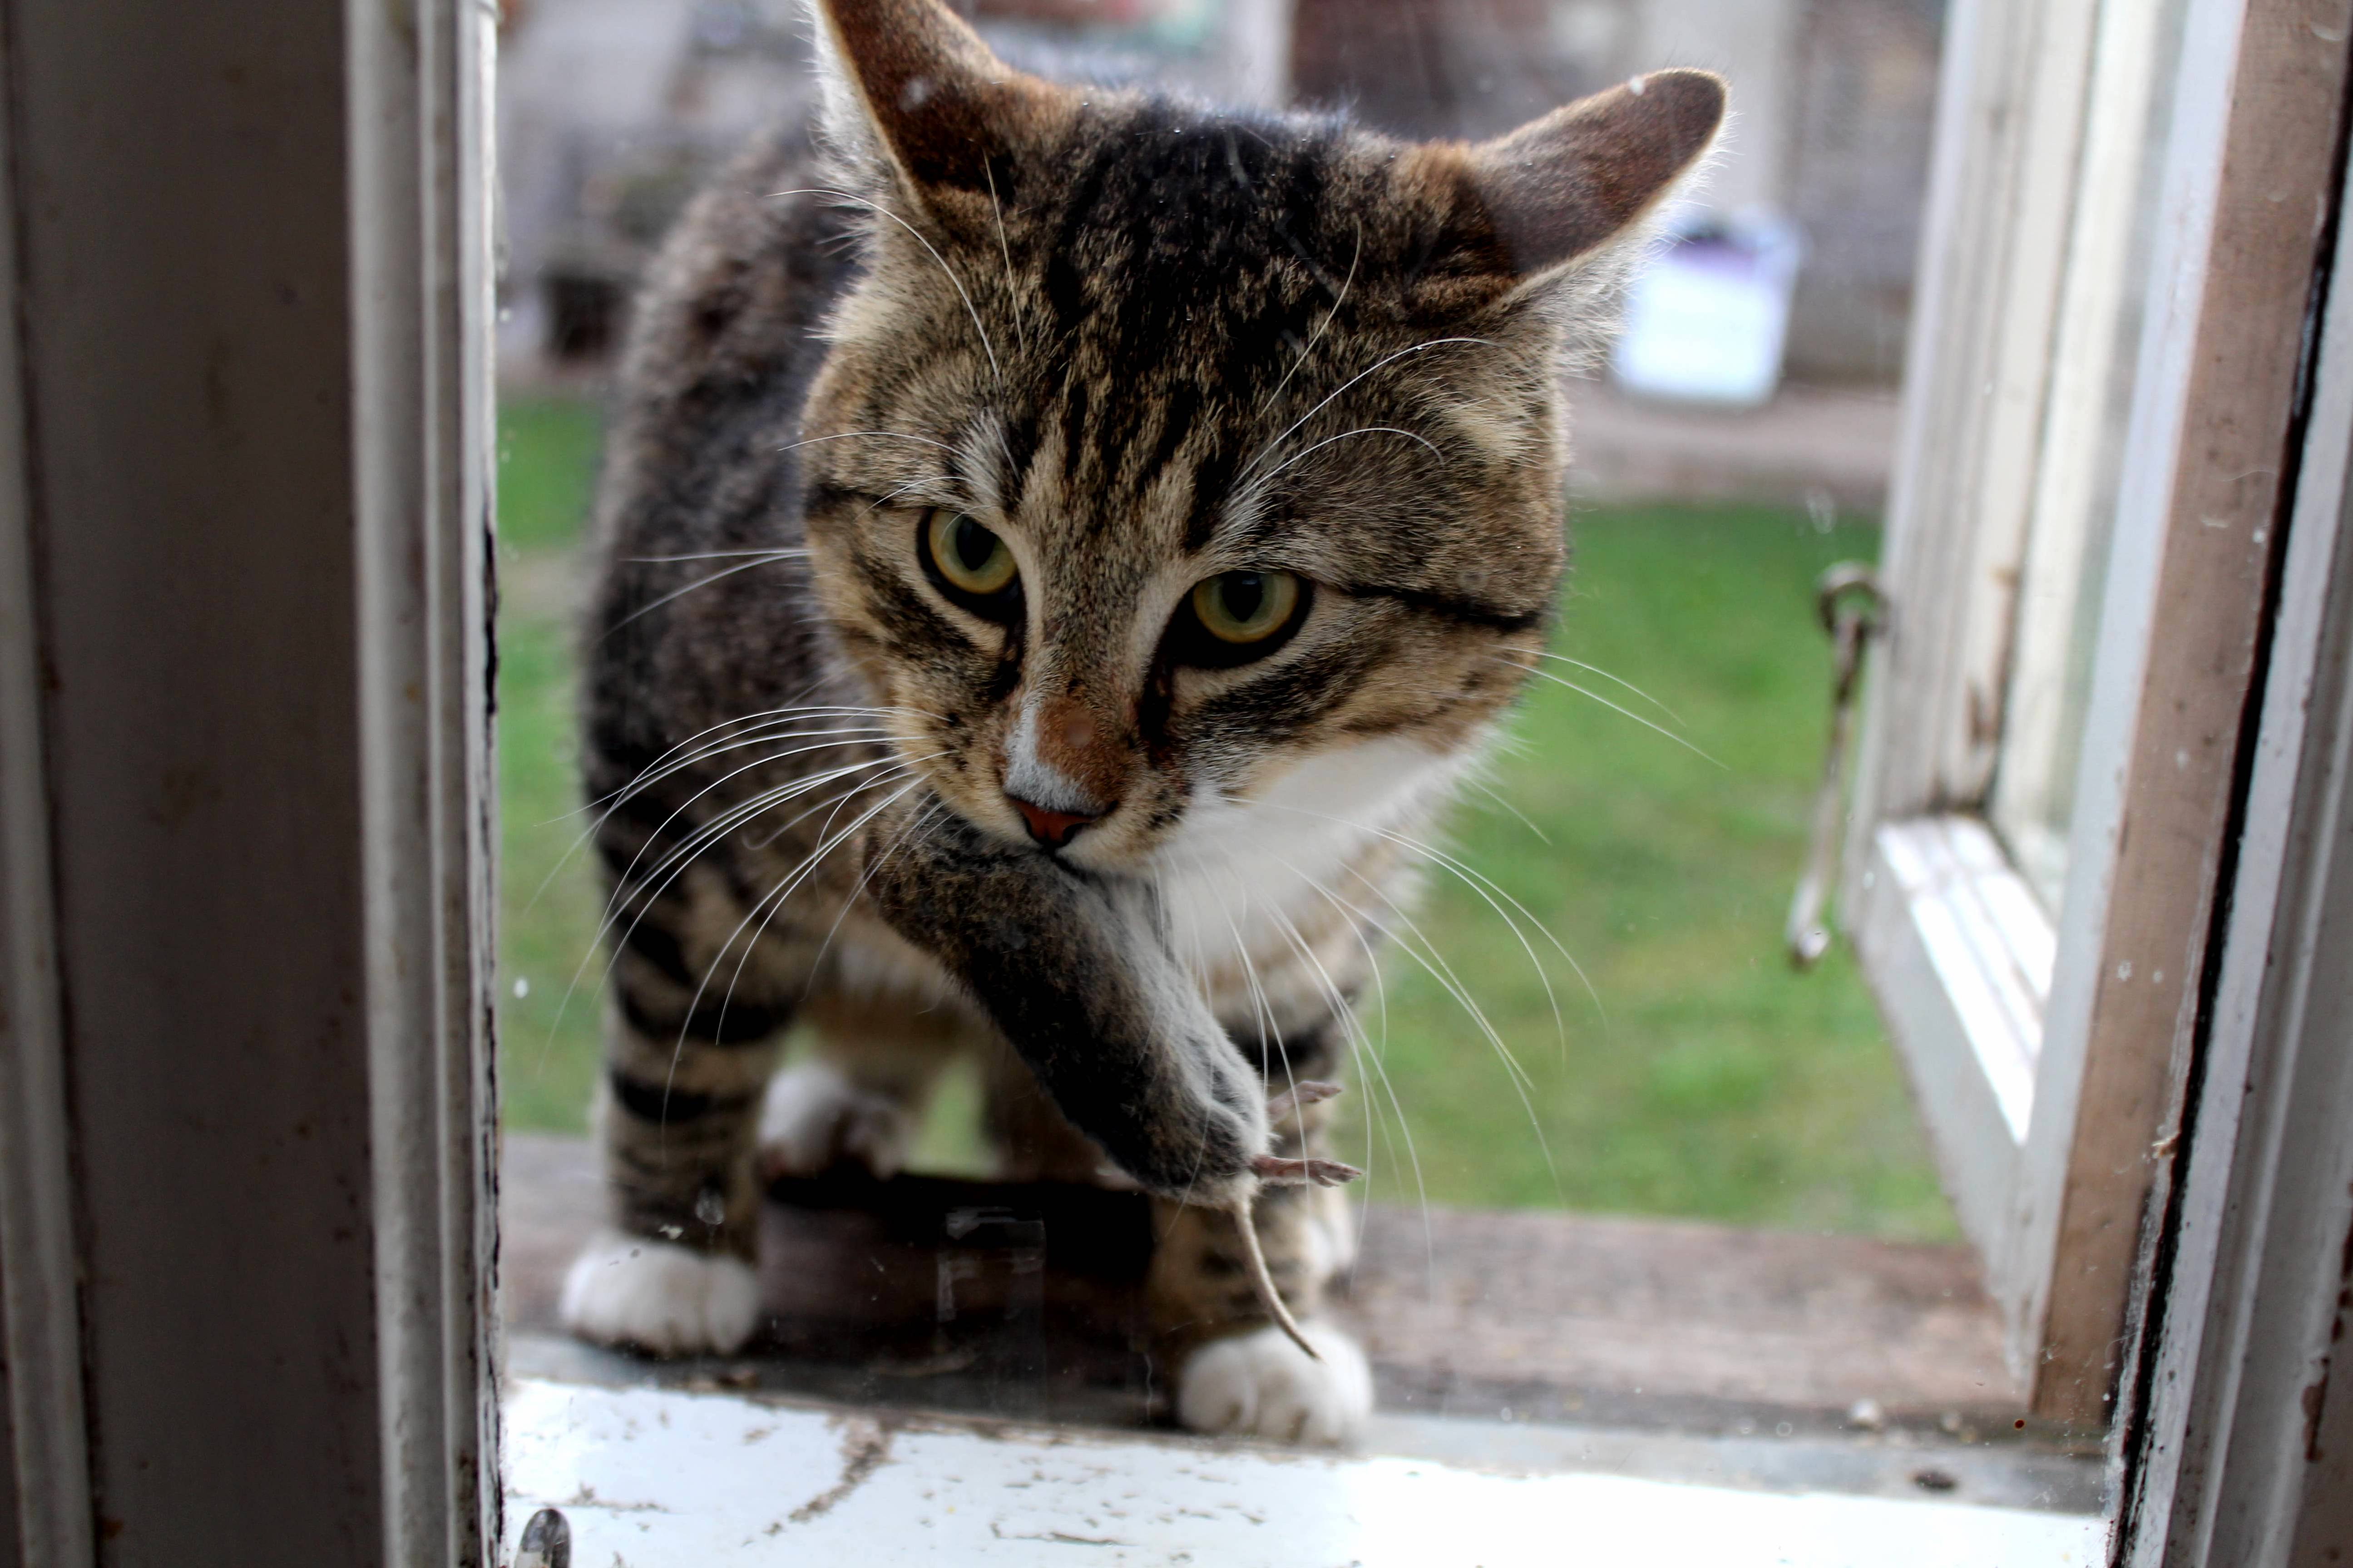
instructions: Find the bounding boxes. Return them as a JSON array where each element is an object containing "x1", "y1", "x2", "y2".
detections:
[
  {"x1": 1785, "y1": 564, "x2": 1886, "y2": 969},
  {"x1": 514, "y1": 1509, "x2": 570, "y2": 1568}
]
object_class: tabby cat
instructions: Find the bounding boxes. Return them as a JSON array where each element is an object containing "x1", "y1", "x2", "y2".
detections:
[{"x1": 557, "y1": 0, "x2": 1723, "y2": 1445}]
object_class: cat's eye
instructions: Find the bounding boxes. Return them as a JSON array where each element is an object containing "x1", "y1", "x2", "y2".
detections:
[
  {"x1": 920, "y1": 510, "x2": 1020, "y2": 615},
  {"x1": 1191, "y1": 571, "x2": 1300, "y2": 643},
  {"x1": 1169, "y1": 569, "x2": 1310, "y2": 667}
]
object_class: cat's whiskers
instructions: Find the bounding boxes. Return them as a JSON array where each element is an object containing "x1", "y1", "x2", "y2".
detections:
[
  {"x1": 613, "y1": 757, "x2": 928, "y2": 1045},
  {"x1": 1268, "y1": 861, "x2": 1434, "y2": 1285},
  {"x1": 541, "y1": 714, "x2": 891, "y2": 842},
  {"x1": 552, "y1": 723, "x2": 894, "y2": 904},
  {"x1": 710, "y1": 787, "x2": 948, "y2": 1063},
  {"x1": 1160, "y1": 852, "x2": 1286, "y2": 1219},
  {"x1": 1494, "y1": 653, "x2": 1723, "y2": 766},
  {"x1": 596, "y1": 736, "x2": 900, "y2": 909},
  {"x1": 1289, "y1": 868, "x2": 1421, "y2": 1279},
  {"x1": 791, "y1": 793, "x2": 951, "y2": 997},
  {"x1": 1235, "y1": 425, "x2": 1444, "y2": 507},
  {"x1": 1162, "y1": 845, "x2": 1394, "y2": 1246},
  {"x1": 1256, "y1": 798, "x2": 1599, "y2": 1045},
  {"x1": 1256, "y1": 219, "x2": 1361, "y2": 418},
  {"x1": 1233, "y1": 335, "x2": 1495, "y2": 492},
  {"x1": 559, "y1": 753, "x2": 931, "y2": 1041},
  {"x1": 603, "y1": 552, "x2": 813, "y2": 636},
  {"x1": 579, "y1": 699, "x2": 929, "y2": 812},
  {"x1": 530, "y1": 695, "x2": 909, "y2": 873},
  {"x1": 1222, "y1": 864, "x2": 1302, "y2": 1118},
  {"x1": 1526, "y1": 649, "x2": 1686, "y2": 727},
  {"x1": 1206, "y1": 859, "x2": 1283, "y2": 1058},
  {"x1": 1322, "y1": 863, "x2": 1538, "y2": 1095},
  {"x1": 855, "y1": 475, "x2": 962, "y2": 523},
  {"x1": 742, "y1": 752, "x2": 939, "y2": 851},
  {"x1": 1258, "y1": 873, "x2": 1430, "y2": 1284},
  {"x1": 777, "y1": 429, "x2": 964, "y2": 460},
  {"x1": 571, "y1": 713, "x2": 907, "y2": 833},
  {"x1": 556, "y1": 769, "x2": 898, "y2": 1060},
  {"x1": 527, "y1": 717, "x2": 899, "y2": 915},
  {"x1": 1241, "y1": 876, "x2": 1355, "y2": 1103},
  {"x1": 1186, "y1": 790, "x2": 1557, "y2": 1109},
  {"x1": 1463, "y1": 774, "x2": 1553, "y2": 846},
  {"x1": 626, "y1": 548, "x2": 812, "y2": 565},
  {"x1": 617, "y1": 715, "x2": 894, "y2": 790},
  {"x1": 544, "y1": 760, "x2": 896, "y2": 1064},
  {"x1": 1311, "y1": 860, "x2": 1565, "y2": 1202},
  {"x1": 982, "y1": 158, "x2": 1025, "y2": 355},
  {"x1": 560, "y1": 699, "x2": 929, "y2": 873},
  {"x1": 771, "y1": 187, "x2": 1003, "y2": 383},
  {"x1": 655, "y1": 772, "x2": 937, "y2": 1133}
]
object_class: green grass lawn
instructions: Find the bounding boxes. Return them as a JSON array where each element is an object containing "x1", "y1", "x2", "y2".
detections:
[{"x1": 494, "y1": 390, "x2": 1956, "y2": 1243}]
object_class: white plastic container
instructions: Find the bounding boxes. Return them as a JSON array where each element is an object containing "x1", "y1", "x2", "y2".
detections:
[{"x1": 1611, "y1": 212, "x2": 1805, "y2": 407}]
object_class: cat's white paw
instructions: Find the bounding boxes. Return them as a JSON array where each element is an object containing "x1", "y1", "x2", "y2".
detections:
[
  {"x1": 559, "y1": 1230, "x2": 759, "y2": 1356},
  {"x1": 1176, "y1": 1321, "x2": 1374, "y2": 1445},
  {"x1": 756, "y1": 1060, "x2": 913, "y2": 1180}
]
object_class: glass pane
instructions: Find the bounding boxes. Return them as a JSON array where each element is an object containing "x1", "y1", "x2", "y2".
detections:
[
  {"x1": 1989, "y1": 0, "x2": 2189, "y2": 913},
  {"x1": 490, "y1": 0, "x2": 2110, "y2": 1551}
]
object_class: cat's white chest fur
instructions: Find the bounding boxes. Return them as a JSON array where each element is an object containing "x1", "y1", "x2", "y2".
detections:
[{"x1": 1152, "y1": 734, "x2": 1473, "y2": 1012}]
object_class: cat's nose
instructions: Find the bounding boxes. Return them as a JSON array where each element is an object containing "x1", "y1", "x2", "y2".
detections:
[{"x1": 1008, "y1": 794, "x2": 1102, "y2": 850}]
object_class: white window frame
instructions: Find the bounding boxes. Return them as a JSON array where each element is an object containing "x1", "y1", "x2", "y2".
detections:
[{"x1": 1843, "y1": 0, "x2": 2351, "y2": 1428}]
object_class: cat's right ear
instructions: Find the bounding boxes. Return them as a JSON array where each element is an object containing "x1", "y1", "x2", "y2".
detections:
[
  {"x1": 809, "y1": 0, "x2": 1075, "y2": 206},
  {"x1": 1409, "y1": 69, "x2": 1726, "y2": 300}
]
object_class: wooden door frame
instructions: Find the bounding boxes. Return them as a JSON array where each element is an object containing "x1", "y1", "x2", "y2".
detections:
[
  {"x1": 2115, "y1": 110, "x2": 2353, "y2": 1566},
  {"x1": 0, "y1": 0, "x2": 498, "y2": 1562}
]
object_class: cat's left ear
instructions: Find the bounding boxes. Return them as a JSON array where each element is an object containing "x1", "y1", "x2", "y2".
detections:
[
  {"x1": 1422, "y1": 69, "x2": 1727, "y2": 292},
  {"x1": 809, "y1": 0, "x2": 1076, "y2": 205}
]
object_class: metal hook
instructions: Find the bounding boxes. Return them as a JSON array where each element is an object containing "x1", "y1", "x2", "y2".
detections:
[
  {"x1": 515, "y1": 1508, "x2": 571, "y2": 1568},
  {"x1": 1785, "y1": 564, "x2": 1886, "y2": 969}
]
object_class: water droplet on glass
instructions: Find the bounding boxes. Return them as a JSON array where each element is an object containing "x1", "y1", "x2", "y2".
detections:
[{"x1": 1805, "y1": 487, "x2": 1837, "y2": 533}]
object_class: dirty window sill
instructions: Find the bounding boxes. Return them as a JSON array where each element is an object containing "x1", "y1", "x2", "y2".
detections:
[{"x1": 503, "y1": 1379, "x2": 2107, "y2": 1566}]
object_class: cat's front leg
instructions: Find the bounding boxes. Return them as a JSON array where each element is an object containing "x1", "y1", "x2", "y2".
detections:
[
  {"x1": 862, "y1": 812, "x2": 1272, "y2": 1207},
  {"x1": 1147, "y1": 1058, "x2": 1370, "y2": 1444},
  {"x1": 1152, "y1": 1177, "x2": 1371, "y2": 1445},
  {"x1": 559, "y1": 954, "x2": 786, "y2": 1357}
]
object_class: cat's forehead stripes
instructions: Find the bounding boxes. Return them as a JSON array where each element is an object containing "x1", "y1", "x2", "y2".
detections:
[
  {"x1": 1036, "y1": 109, "x2": 1349, "y2": 358},
  {"x1": 830, "y1": 97, "x2": 1546, "y2": 579}
]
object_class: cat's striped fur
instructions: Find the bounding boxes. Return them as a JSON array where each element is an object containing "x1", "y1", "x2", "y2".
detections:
[{"x1": 559, "y1": 0, "x2": 1722, "y2": 1443}]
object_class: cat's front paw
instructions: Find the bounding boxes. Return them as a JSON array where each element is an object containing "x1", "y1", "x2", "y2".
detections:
[
  {"x1": 559, "y1": 1230, "x2": 760, "y2": 1356},
  {"x1": 756, "y1": 1059, "x2": 913, "y2": 1180},
  {"x1": 1176, "y1": 1321, "x2": 1374, "y2": 1445}
]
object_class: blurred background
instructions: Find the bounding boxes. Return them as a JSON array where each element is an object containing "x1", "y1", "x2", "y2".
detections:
[{"x1": 493, "y1": 0, "x2": 1956, "y2": 1241}]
